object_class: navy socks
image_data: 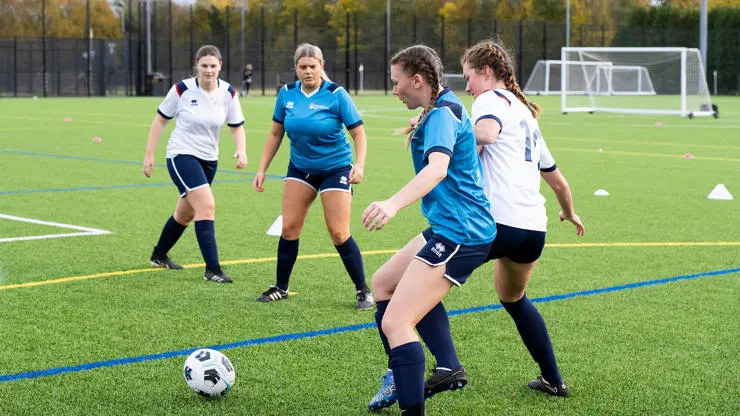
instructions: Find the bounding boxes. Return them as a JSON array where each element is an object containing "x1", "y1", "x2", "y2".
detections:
[
  {"x1": 194, "y1": 220, "x2": 220, "y2": 271},
  {"x1": 334, "y1": 236, "x2": 367, "y2": 291},
  {"x1": 276, "y1": 237, "x2": 299, "y2": 291},
  {"x1": 154, "y1": 216, "x2": 187, "y2": 256}
]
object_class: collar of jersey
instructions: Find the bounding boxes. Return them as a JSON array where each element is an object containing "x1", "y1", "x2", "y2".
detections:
[
  {"x1": 435, "y1": 87, "x2": 451, "y2": 105},
  {"x1": 298, "y1": 79, "x2": 325, "y2": 98},
  {"x1": 194, "y1": 78, "x2": 220, "y2": 90}
]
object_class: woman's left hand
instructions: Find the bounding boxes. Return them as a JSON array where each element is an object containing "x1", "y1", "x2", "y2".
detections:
[
  {"x1": 349, "y1": 164, "x2": 364, "y2": 184},
  {"x1": 233, "y1": 151, "x2": 248, "y2": 169},
  {"x1": 362, "y1": 200, "x2": 398, "y2": 231}
]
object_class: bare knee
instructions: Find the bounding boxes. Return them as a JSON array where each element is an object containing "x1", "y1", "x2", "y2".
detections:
[
  {"x1": 173, "y1": 211, "x2": 194, "y2": 226},
  {"x1": 281, "y1": 221, "x2": 303, "y2": 240},
  {"x1": 196, "y1": 200, "x2": 215, "y2": 220},
  {"x1": 372, "y1": 270, "x2": 396, "y2": 301},
  {"x1": 381, "y1": 313, "x2": 411, "y2": 342},
  {"x1": 327, "y1": 228, "x2": 350, "y2": 246}
]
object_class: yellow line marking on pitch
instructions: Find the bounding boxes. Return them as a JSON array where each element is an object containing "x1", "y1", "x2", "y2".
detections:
[{"x1": 1, "y1": 244, "x2": 738, "y2": 291}]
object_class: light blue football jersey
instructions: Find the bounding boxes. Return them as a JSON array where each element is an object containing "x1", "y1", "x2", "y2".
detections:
[
  {"x1": 272, "y1": 80, "x2": 363, "y2": 174},
  {"x1": 410, "y1": 88, "x2": 496, "y2": 246}
]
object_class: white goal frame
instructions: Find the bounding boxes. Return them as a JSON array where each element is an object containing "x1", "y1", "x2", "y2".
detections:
[
  {"x1": 524, "y1": 60, "x2": 656, "y2": 96},
  {"x1": 561, "y1": 47, "x2": 715, "y2": 118}
]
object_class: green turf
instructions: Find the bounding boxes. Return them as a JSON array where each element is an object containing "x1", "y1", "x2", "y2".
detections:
[{"x1": 0, "y1": 93, "x2": 738, "y2": 415}]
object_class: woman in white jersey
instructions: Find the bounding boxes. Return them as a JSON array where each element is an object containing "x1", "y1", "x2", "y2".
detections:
[
  {"x1": 463, "y1": 40, "x2": 584, "y2": 397},
  {"x1": 143, "y1": 45, "x2": 247, "y2": 283}
]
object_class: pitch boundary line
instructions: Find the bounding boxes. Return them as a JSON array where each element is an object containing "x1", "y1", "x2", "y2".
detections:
[
  {"x1": 0, "y1": 267, "x2": 737, "y2": 383},
  {"x1": 0, "y1": 213, "x2": 113, "y2": 243},
  {"x1": 1, "y1": 242, "x2": 739, "y2": 291}
]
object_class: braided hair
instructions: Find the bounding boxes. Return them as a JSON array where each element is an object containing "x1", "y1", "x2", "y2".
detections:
[
  {"x1": 390, "y1": 45, "x2": 445, "y2": 148},
  {"x1": 461, "y1": 40, "x2": 541, "y2": 118}
]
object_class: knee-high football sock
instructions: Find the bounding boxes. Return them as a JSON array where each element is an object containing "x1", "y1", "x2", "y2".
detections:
[
  {"x1": 154, "y1": 216, "x2": 187, "y2": 255},
  {"x1": 276, "y1": 237, "x2": 299, "y2": 291},
  {"x1": 334, "y1": 236, "x2": 367, "y2": 291},
  {"x1": 194, "y1": 220, "x2": 220, "y2": 271},
  {"x1": 502, "y1": 294, "x2": 562, "y2": 383},
  {"x1": 416, "y1": 302, "x2": 460, "y2": 370},
  {"x1": 375, "y1": 300, "x2": 391, "y2": 366},
  {"x1": 390, "y1": 342, "x2": 426, "y2": 411}
]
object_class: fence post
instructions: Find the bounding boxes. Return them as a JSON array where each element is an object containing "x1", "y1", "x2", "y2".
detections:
[
  {"x1": 601, "y1": 24, "x2": 605, "y2": 47},
  {"x1": 440, "y1": 15, "x2": 445, "y2": 64},
  {"x1": 13, "y1": 37, "x2": 17, "y2": 97},
  {"x1": 345, "y1": 12, "x2": 350, "y2": 88},
  {"x1": 225, "y1": 6, "x2": 231, "y2": 83},
  {"x1": 467, "y1": 18, "x2": 472, "y2": 48},
  {"x1": 260, "y1": 7, "x2": 265, "y2": 96},
  {"x1": 384, "y1": 4, "x2": 389, "y2": 95},
  {"x1": 152, "y1": 0, "x2": 157, "y2": 71},
  {"x1": 518, "y1": 20, "x2": 524, "y2": 83},
  {"x1": 86, "y1": 0, "x2": 91, "y2": 97},
  {"x1": 542, "y1": 21, "x2": 547, "y2": 60},
  {"x1": 189, "y1": 4, "x2": 194, "y2": 66},
  {"x1": 412, "y1": 13, "x2": 417, "y2": 44},
  {"x1": 168, "y1": 0, "x2": 173, "y2": 85},
  {"x1": 354, "y1": 12, "x2": 359, "y2": 95},
  {"x1": 42, "y1": 0, "x2": 47, "y2": 97}
]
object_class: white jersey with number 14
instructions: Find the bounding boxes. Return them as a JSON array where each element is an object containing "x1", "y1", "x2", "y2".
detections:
[{"x1": 471, "y1": 89, "x2": 556, "y2": 232}]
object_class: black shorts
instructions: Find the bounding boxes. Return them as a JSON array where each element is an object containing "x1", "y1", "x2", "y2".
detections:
[
  {"x1": 486, "y1": 223, "x2": 546, "y2": 264},
  {"x1": 285, "y1": 162, "x2": 352, "y2": 194},
  {"x1": 166, "y1": 154, "x2": 217, "y2": 197},
  {"x1": 415, "y1": 228, "x2": 493, "y2": 286}
]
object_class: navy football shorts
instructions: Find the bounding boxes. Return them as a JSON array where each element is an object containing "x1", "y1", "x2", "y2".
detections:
[
  {"x1": 486, "y1": 222, "x2": 546, "y2": 264},
  {"x1": 415, "y1": 227, "x2": 493, "y2": 286},
  {"x1": 285, "y1": 162, "x2": 352, "y2": 194},
  {"x1": 166, "y1": 154, "x2": 217, "y2": 197}
]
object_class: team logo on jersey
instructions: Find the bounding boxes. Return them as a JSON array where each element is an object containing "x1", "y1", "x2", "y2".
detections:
[
  {"x1": 339, "y1": 176, "x2": 348, "y2": 185},
  {"x1": 190, "y1": 99, "x2": 198, "y2": 106},
  {"x1": 309, "y1": 103, "x2": 329, "y2": 110},
  {"x1": 286, "y1": 101, "x2": 295, "y2": 109},
  {"x1": 431, "y1": 242, "x2": 446, "y2": 257}
]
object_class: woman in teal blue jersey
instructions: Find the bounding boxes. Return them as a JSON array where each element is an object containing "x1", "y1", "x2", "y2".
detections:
[
  {"x1": 252, "y1": 43, "x2": 372, "y2": 310},
  {"x1": 362, "y1": 45, "x2": 496, "y2": 415}
]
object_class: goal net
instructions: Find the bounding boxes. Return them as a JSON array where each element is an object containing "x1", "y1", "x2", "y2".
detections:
[
  {"x1": 524, "y1": 60, "x2": 656, "y2": 96},
  {"x1": 561, "y1": 47, "x2": 715, "y2": 117}
]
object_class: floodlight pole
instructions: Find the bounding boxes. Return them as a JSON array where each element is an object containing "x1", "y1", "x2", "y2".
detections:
[
  {"x1": 700, "y1": 0, "x2": 707, "y2": 71},
  {"x1": 385, "y1": 0, "x2": 390, "y2": 95}
]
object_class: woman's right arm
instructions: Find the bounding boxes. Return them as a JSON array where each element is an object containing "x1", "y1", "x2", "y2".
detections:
[
  {"x1": 541, "y1": 169, "x2": 585, "y2": 235},
  {"x1": 253, "y1": 121, "x2": 285, "y2": 192},
  {"x1": 143, "y1": 114, "x2": 170, "y2": 178}
]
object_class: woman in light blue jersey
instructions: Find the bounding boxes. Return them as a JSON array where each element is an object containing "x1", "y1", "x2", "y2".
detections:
[
  {"x1": 362, "y1": 45, "x2": 496, "y2": 416},
  {"x1": 143, "y1": 45, "x2": 247, "y2": 283},
  {"x1": 252, "y1": 43, "x2": 372, "y2": 310}
]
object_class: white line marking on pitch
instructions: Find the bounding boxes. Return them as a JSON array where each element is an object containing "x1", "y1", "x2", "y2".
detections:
[{"x1": 0, "y1": 213, "x2": 113, "y2": 243}]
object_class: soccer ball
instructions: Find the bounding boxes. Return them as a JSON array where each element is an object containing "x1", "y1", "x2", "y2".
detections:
[{"x1": 183, "y1": 349, "x2": 236, "y2": 397}]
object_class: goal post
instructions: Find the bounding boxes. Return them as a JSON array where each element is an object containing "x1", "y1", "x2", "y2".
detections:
[
  {"x1": 524, "y1": 60, "x2": 656, "y2": 96},
  {"x1": 560, "y1": 47, "x2": 716, "y2": 118}
]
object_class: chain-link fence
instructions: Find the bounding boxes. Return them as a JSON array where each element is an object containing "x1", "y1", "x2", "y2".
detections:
[{"x1": 2, "y1": 5, "x2": 739, "y2": 97}]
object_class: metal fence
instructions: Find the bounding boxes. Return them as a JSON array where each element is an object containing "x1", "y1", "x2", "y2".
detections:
[{"x1": 2, "y1": 6, "x2": 739, "y2": 97}]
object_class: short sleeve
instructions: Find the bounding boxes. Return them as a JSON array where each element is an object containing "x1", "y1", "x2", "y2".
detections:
[
  {"x1": 226, "y1": 87, "x2": 245, "y2": 127},
  {"x1": 272, "y1": 86, "x2": 287, "y2": 124},
  {"x1": 422, "y1": 107, "x2": 458, "y2": 163},
  {"x1": 539, "y1": 137, "x2": 557, "y2": 172},
  {"x1": 157, "y1": 84, "x2": 179, "y2": 119},
  {"x1": 335, "y1": 87, "x2": 363, "y2": 130},
  {"x1": 471, "y1": 91, "x2": 508, "y2": 131}
]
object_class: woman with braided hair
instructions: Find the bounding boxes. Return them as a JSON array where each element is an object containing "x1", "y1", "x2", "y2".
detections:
[
  {"x1": 461, "y1": 39, "x2": 584, "y2": 397},
  {"x1": 362, "y1": 45, "x2": 495, "y2": 415}
]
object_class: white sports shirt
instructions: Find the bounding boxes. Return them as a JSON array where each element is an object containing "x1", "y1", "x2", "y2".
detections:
[
  {"x1": 472, "y1": 89, "x2": 556, "y2": 232},
  {"x1": 157, "y1": 78, "x2": 245, "y2": 161}
]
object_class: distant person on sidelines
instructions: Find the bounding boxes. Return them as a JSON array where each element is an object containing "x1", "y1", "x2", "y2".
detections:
[
  {"x1": 252, "y1": 43, "x2": 372, "y2": 310},
  {"x1": 241, "y1": 64, "x2": 253, "y2": 97},
  {"x1": 143, "y1": 44, "x2": 247, "y2": 283}
]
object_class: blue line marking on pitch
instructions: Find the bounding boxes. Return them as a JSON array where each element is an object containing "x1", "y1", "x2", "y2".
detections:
[
  {"x1": 0, "y1": 149, "x2": 284, "y2": 179},
  {"x1": 1, "y1": 267, "x2": 737, "y2": 383}
]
